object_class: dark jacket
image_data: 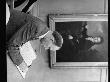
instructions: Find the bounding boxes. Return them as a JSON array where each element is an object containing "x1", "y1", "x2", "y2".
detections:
[{"x1": 6, "y1": 10, "x2": 49, "y2": 66}]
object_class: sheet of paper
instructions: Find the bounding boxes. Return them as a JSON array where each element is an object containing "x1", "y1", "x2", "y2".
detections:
[
  {"x1": 16, "y1": 61, "x2": 29, "y2": 78},
  {"x1": 19, "y1": 41, "x2": 37, "y2": 66}
]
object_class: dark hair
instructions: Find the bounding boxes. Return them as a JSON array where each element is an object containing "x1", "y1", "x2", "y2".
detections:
[{"x1": 52, "y1": 31, "x2": 63, "y2": 48}]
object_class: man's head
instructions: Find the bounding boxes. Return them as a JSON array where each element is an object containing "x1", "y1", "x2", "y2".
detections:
[
  {"x1": 6, "y1": 3, "x2": 10, "y2": 25},
  {"x1": 40, "y1": 30, "x2": 63, "y2": 51}
]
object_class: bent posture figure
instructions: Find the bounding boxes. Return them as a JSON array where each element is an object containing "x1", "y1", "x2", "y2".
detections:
[{"x1": 6, "y1": 3, "x2": 63, "y2": 78}]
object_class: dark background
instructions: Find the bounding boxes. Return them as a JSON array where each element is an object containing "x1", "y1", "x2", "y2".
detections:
[{"x1": 55, "y1": 21, "x2": 108, "y2": 62}]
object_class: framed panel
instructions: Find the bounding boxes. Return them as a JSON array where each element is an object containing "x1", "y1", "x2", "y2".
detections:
[{"x1": 49, "y1": 14, "x2": 108, "y2": 68}]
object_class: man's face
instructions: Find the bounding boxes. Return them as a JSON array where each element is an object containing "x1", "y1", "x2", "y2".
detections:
[
  {"x1": 40, "y1": 31, "x2": 54, "y2": 50},
  {"x1": 40, "y1": 31, "x2": 60, "y2": 51}
]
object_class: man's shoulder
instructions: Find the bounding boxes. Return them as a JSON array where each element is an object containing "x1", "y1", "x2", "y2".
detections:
[
  {"x1": 10, "y1": 9, "x2": 26, "y2": 16},
  {"x1": 26, "y1": 14, "x2": 46, "y2": 24},
  {"x1": 10, "y1": 9, "x2": 46, "y2": 24}
]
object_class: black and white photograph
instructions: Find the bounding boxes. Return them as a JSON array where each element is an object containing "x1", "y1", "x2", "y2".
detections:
[{"x1": 6, "y1": 0, "x2": 108, "y2": 82}]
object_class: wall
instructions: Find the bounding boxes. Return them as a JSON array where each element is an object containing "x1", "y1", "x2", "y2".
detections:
[
  {"x1": 30, "y1": 0, "x2": 108, "y2": 21},
  {"x1": 7, "y1": 0, "x2": 108, "y2": 82}
]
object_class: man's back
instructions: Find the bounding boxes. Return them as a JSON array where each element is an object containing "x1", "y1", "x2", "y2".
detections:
[{"x1": 6, "y1": 10, "x2": 49, "y2": 46}]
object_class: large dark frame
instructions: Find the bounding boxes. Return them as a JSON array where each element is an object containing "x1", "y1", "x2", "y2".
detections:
[{"x1": 49, "y1": 14, "x2": 108, "y2": 68}]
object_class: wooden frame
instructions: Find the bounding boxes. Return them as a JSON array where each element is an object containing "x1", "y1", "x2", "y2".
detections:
[{"x1": 49, "y1": 14, "x2": 108, "y2": 69}]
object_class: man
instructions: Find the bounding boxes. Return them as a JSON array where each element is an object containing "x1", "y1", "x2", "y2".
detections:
[{"x1": 6, "y1": 3, "x2": 63, "y2": 67}]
